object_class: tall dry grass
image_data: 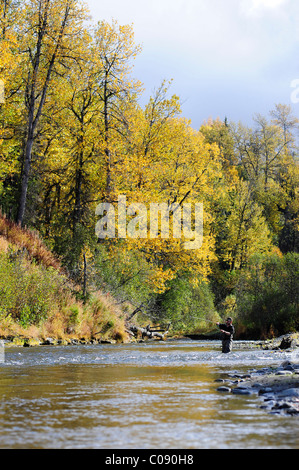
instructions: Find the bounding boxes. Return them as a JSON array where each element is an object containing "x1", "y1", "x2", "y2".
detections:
[
  {"x1": 0, "y1": 213, "x2": 61, "y2": 270},
  {"x1": 38, "y1": 291, "x2": 129, "y2": 343}
]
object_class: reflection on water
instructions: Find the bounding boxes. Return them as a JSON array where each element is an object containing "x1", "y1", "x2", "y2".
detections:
[{"x1": 0, "y1": 341, "x2": 297, "y2": 449}]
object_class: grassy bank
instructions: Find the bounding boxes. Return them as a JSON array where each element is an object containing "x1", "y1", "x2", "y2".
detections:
[{"x1": 0, "y1": 215, "x2": 130, "y2": 345}]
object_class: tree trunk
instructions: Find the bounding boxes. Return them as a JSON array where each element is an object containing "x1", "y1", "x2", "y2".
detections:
[
  {"x1": 103, "y1": 74, "x2": 112, "y2": 199},
  {"x1": 126, "y1": 323, "x2": 171, "y2": 341},
  {"x1": 16, "y1": 0, "x2": 73, "y2": 226},
  {"x1": 73, "y1": 156, "x2": 83, "y2": 237},
  {"x1": 16, "y1": 134, "x2": 34, "y2": 225},
  {"x1": 83, "y1": 252, "x2": 87, "y2": 300}
]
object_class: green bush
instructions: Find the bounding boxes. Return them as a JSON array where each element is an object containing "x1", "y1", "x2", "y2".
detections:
[
  {"x1": 0, "y1": 251, "x2": 67, "y2": 327},
  {"x1": 68, "y1": 305, "x2": 80, "y2": 325},
  {"x1": 153, "y1": 276, "x2": 217, "y2": 333},
  {"x1": 236, "y1": 252, "x2": 299, "y2": 337}
]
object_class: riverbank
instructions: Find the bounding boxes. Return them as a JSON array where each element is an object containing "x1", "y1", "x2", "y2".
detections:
[
  {"x1": 216, "y1": 358, "x2": 299, "y2": 416},
  {"x1": 213, "y1": 332, "x2": 299, "y2": 415},
  {"x1": 2, "y1": 330, "x2": 299, "y2": 347},
  {"x1": 1, "y1": 335, "x2": 121, "y2": 347},
  {"x1": 0, "y1": 216, "x2": 133, "y2": 345},
  {"x1": 0, "y1": 300, "x2": 131, "y2": 347}
]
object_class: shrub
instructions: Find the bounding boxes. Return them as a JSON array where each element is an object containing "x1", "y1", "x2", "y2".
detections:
[
  {"x1": 0, "y1": 251, "x2": 67, "y2": 327},
  {"x1": 154, "y1": 276, "x2": 218, "y2": 333},
  {"x1": 236, "y1": 252, "x2": 299, "y2": 337}
]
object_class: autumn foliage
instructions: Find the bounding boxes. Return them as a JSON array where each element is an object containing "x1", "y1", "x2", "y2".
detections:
[
  {"x1": 0, "y1": 212, "x2": 61, "y2": 269},
  {"x1": 0, "y1": 1, "x2": 298, "y2": 337}
]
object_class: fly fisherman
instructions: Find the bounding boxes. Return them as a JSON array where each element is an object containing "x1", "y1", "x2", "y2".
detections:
[{"x1": 216, "y1": 317, "x2": 235, "y2": 353}]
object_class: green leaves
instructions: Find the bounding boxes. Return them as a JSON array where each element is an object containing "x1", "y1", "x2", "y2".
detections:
[
  {"x1": 236, "y1": 252, "x2": 299, "y2": 336},
  {"x1": 0, "y1": 251, "x2": 67, "y2": 327}
]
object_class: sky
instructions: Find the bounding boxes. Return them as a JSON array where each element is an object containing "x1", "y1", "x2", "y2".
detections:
[{"x1": 86, "y1": 0, "x2": 299, "y2": 129}]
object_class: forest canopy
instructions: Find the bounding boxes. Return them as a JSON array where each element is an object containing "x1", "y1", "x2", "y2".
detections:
[{"x1": 0, "y1": 0, "x2": 298, "y2": 337}]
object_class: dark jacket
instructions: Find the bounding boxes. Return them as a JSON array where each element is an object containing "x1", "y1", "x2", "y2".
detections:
[{"x1": 218, "y1": 323, "x2": 235, "y2": 340}]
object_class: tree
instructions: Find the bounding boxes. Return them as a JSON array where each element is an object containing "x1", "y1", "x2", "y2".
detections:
[
  {"x1": 0, "y1": 0, "x2": 23, "y2": 217},
  {"x1": 111, "y1": 93, "x2": 222, "y2": 292},
  {"x1": 254, "y1": 113, "x2": 288, "y2": 192},
  {"x1": 277, "y1": 154, "x2": 299, "y2": 253},
  {"x1": 236, "y1": 252, "x2": 299, "y2": 337},
  {"x1": 270, "y1": 103, "x2": 299, "y2": 150},
  {"x1": 32, "y1": 35, "x2": 102, "y2": 261},
  {"x1": 0, "y1": 0, "x2": 20, "y2": 82},
  {"x1": 94, "y1": 20, "x2": 142, "y2": 200},
  {"x1": 16, "y1": 0, "x2": 88, "y2": 226},
  {"x1": 200, "y1": 118, "x2": 238, "y2": 180},
  {"x1": 220, "y1": 179, "x2": 273, "y2": 271}
]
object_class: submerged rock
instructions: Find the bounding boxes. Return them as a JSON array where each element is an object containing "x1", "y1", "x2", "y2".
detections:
[
  {"x1": 232, "y1": 387, "x2": 253, "y2": 395},
  {"x1": 41, "y1": 338, "x2": 56, "y2": 346},
  {"x1": 217, "y1": 386, "x2": 231, "y2": 393},
  {"x1": 258, "y1": 387, "x2": 273, "y2": 395}
]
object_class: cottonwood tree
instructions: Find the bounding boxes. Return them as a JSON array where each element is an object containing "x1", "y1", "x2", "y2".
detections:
[
  {"x1": 94, "y1": 20, "x2": 142, "y2": 200},
  {"x1": 33, "y1": 42, "x2": 99, "y2": 231},
  {"x1": 0, "y1": 0, "x2": 23, "y2": 216},
  {"x1": 221, "y1": 179, "x2": 273, "y2": 271},
  {"x1": 0, "y1": 0, "x2": 20, "y2": 81},
  {"x1": 110, "y1": 92, "x2": 224, "y2": 292},
  {"x1": 16, "y1": 0, "x2": 88, "y2": 226},
  {"x1": 270, "y1": 103, "x2": 299, "y2": 150}
]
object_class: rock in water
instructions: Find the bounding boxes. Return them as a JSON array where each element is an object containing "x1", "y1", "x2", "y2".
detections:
[
  {"x1": 217, "y1": 386, "x2": 231, "y2": 393},
  {"x1": 232, "y1": 387, "x2": 252, "y2": 395}
]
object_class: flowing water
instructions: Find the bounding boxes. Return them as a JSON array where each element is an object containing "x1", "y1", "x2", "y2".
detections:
[{"x1": 0, "y1": 340, "x2": 298, "y2": 449}]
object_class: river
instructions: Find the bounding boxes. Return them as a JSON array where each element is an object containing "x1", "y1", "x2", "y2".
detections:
[{"x1": 0, "y1": 340, "x2": 298, "y2": 449}]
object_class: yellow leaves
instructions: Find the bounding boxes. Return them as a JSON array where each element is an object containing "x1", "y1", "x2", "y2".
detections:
[
  {"x1": 148, "y1": 266, "x2": 175, "y2": 294},
  {"x1": 0, "y1": 7, "x2": 233, "y2": 296},
  {"x1": 94, "y1": 19, "x2": 142, "y2": 78},
  {"x1": 80, "y1": 245, "x2": 93, "y2": 264},
  {"x1": 220, "y1": 180, "x2": 273, "y2": 270},
  {"x1": 0, "y1": 29, "x2": 20, "y2": 83},
  {"x1": 96, "y1": 86, "x2": 225, "y2": 293}
]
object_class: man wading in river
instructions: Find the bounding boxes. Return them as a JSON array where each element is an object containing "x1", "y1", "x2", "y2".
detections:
[{"x1": 216, "y1": 317, "x2": 235, "y2": 353}]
